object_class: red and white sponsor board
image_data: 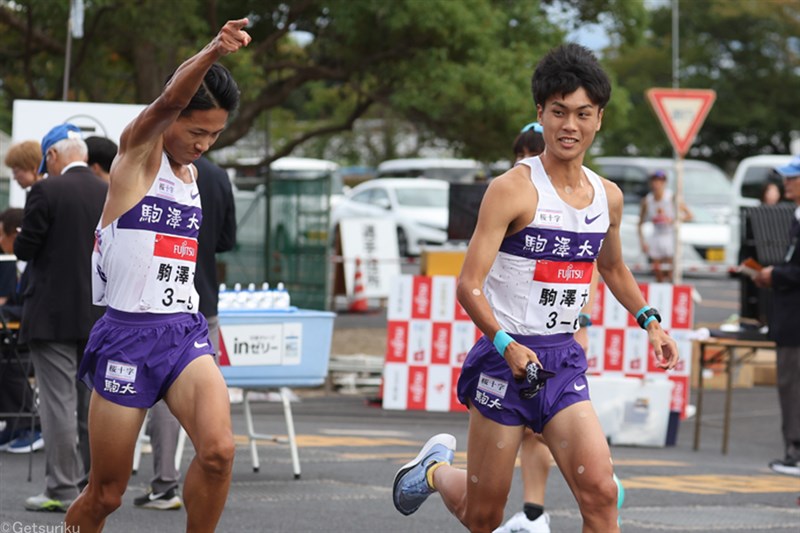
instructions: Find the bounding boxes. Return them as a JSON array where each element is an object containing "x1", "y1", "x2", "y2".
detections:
[{"x1": 383, "y1": 276, "x2": 694, "y2": 418}]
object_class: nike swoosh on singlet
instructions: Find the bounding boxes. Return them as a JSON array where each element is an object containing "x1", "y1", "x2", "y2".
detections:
[
  {"x1": 584, "y1": 213, "x2": 602, "y2": 225},
  {"x1": 190, "y1": 190, "x2": 200, "y2": 200}
]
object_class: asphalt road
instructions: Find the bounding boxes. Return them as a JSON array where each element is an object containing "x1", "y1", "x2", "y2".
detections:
[{"x1": 2, "y1": 273, "x2": 797, "y2": 532}]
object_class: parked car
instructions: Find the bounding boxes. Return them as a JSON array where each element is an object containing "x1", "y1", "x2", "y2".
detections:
[
  {"x1": 593, "y1": 156, "x2": 734, "y2": 273},
  {"x1": 376, "y1": 158, "x2": 485, "y2": 183},
  {"x1": 728, "y1": 154, "x2": 793, "y2": 262},
  {"x1": 330, "y1": 178, "x2": 449, "y2": 256}
]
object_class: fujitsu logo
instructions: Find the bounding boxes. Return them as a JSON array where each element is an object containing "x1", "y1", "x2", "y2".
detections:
[
  {"x1": 389, "y1": 325, "x2": 407, "y2": 357},
  {"x1": 607, "y1": 333, "x2": 622, "y2": 365},
  {"x1": 674, "y1": 291, "x2": 690, "y2": 325},
  {"x1": 557, "y1": 264, "x2": 586, "y2": 282},
  {"x1": 433, "y1": 327, "x2": 449, "y2": 356},
  {"x1": 414, "y1": 281, "x2": 430, "y2": 315},
  {"x1": 410, "y1": 370, "x2": 425, "y2": 403},
  {"x1": 173, "y1": 240, "x2": 196, "y2": 258}
]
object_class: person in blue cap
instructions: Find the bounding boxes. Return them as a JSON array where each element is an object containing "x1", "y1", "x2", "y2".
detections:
[
  {"x1": 15, "y1": 122, "x2": 108, "y2": 511},
  {"x1": 751, "y1": 155, "x2": 800, "y2": 478}
]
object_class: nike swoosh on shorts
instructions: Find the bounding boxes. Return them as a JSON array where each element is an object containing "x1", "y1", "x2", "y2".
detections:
[
  {"x1": 194, "y1": 341, "x2": 209, "y2": 349},
  {"x1": 574, "y1": 382, "x2": 587, "y2": 391}
]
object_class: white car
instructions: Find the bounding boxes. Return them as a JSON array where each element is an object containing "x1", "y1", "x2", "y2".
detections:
[{"x1": 330, "y1": 178, "x2": 449, "y2": 256}]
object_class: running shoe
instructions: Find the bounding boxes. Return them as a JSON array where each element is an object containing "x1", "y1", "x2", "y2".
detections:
[
  {"x1": 392, "y1": 433, "x2": 456, "y2": 516},
  {"x1": 24, "y1": 493, "x2": 72, "y2": 512},
  {"x1": 493, "y1": 511, "x2": 551, "y2": 533},
  {"x1": 7, "y1": 430, "x2": 44, "y2": 454},
  {"x1": 769, "y1": 457, "x2": 800, "y2": 477},
  {"x1": 133, "y1": 487, "x2": 183, "y2": 510}
]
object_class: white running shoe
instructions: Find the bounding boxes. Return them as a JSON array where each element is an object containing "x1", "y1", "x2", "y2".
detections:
[{"x1": 493, "y1": 511, "x2": 551, "y2": 533}]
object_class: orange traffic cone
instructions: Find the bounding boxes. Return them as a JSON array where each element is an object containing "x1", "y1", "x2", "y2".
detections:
[{"x1": 349, "y1": 257, "x2": 369, "y2": 313}]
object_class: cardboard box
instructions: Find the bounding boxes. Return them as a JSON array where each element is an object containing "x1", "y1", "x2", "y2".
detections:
[
  {"x1": 751, "y1": 348, "x2": 777, "y2": 386},
  {"x1": 691, "y1": 342, "x2": 755, "y2": 390},
  {"x1": 421, "y1": 248, "x2": 467, "y2": 276}
]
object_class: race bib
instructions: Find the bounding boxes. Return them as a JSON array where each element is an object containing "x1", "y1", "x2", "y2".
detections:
[
  {"x1": 525, "y1": 259, "x2": 593, "y2": 333},
  {"x1": 141, "y1": 233, "x2": 198, "y2": 312}
]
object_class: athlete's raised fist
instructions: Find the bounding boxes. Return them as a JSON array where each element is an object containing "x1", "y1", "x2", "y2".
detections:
[{"x1": 213, "y1": 18, "x2": 252, "y2": 55}]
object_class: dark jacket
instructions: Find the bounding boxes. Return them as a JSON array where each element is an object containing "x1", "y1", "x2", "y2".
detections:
[
  {"x1": 769, "y1": 215, "x2": 800, "y2": 346},
  {"x1": 14, "y1": 165, "x2": 108, "y2": 342},
  {"x1": 194, "y1": 156, "x2": 236, "y2": 318}
]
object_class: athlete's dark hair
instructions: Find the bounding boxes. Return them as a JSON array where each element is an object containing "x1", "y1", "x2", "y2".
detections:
[
  {"x1": 513, "y1": 129, "x2": 545, "y2": 158},
  {"x1": 85, "y1": 136, "x2": 118, "y2": 173},
  {"x1": 166, "y1": 63, "x2": 240, "y2": 116},
  {"x1": 532, "y1": 43, "x2": 611, "y2": 110}
]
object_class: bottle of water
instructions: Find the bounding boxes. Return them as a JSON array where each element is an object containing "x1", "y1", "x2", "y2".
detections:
[
  {"x1": 274, "y1": 282, "x2": 291, "y2": 309},
  {"x1": 259, "y1": 282, "x2": 274, "y2": 310}
]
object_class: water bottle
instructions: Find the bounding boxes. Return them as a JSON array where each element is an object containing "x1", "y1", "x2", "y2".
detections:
[{"x1": 274, "y1": 282, "x2": 291, "y2": 309}]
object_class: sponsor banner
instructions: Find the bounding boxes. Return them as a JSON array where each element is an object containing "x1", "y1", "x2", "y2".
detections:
[
  {"x1": 426, "y1": 364, "x2": 452, "y2": 412},
  {"x1": 411, "y1": 276, "x2": 432, "y2": 319},
  {"x1": 220, "y1": 323, "x2": 284, "y2": 366},
  {"x1": 383, "y1": 276, "x2": 694, "y2": 418},
  {"x1": 431, "y1": 276, "x2": 456, "y2": 322},
  {"x1": 382, "y1": 363, "x2": 408, "y2": 410},
  {"x1": 406, "y1": 366, "x2": 428, "y2": 410}
]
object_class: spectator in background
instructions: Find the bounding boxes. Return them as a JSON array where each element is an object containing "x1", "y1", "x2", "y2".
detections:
[
  {"x1": 133, "y1": 155, "x2": 236, "y2": 511},
  {"x1": 0, "y1": 207, "x2": 41, "y2": 454},
  {"x1": 751, "y1": 156, "x2": 800, "y2": 478},
  {"x1": 760, "y1": 181, "x2": 782, "y2": 206},
  {"x1": 513, "y1": 122, "x2": 546, "y2": 164},
  {"x1": 4, "y1": 140, "x2": 43, "y2": 189},
  {"x1": 638, "y1": 170, "x2": 693, "y2": 283},
  {"x1": 14, "y1": 124, "x2": 108, "y2": 512},
  {"x1": 85, "y1": 136, "x2": 118, "y2": 183}
]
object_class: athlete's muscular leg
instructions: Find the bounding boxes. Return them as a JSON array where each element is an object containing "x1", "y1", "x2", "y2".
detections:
[
  {"x1": 519, "y1": 429, "x2": 552, "y2": 506},
  {"x1": 66, "y1": 392, "x2": 147, "y2": 532},
  {"x1": 434, "y1": 405, "x2": 525, "y2": 532},
  {"x1": 542, "y1": 401, "x2": 618, "y2": 533},
  {"x1": 165, "y1": 355, "x2": 235, "y2": 533}
]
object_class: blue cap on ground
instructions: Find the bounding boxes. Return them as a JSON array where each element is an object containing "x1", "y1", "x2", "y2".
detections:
[
  {"x1": 775, "y1": 155, "x2": 800, "y2": 178},
  {"x1": 39, "y1": 123, "x2": 82, "y2": 174}
]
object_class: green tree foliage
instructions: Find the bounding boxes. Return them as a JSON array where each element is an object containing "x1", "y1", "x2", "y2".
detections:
[
  {"x1": 602, "y1": 0, "x2": 800, "y2": 168},
  {"x1": 1, "y1": 0, "x2": 585, "y2": 164}
]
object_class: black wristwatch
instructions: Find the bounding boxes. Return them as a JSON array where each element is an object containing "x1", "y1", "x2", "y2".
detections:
[
  {"x1": 636, "y1": 307, "x2": 662, "y2": 329},
  {"x1": 578, "y1": 313, "x2": 592, "y2": 328}
]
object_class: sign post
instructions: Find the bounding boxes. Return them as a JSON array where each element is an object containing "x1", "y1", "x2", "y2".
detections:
[{"x1": 646, "y1": 88, "x2": 716, "y2": 283}]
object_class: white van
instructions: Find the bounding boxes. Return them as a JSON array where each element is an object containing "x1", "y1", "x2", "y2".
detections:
[
  {"x1": 377, "y1": 157, "x2": 485, "y2": 183},
  {"x1": 730, "y1": 154, "x2": 792, "y2": 210}
]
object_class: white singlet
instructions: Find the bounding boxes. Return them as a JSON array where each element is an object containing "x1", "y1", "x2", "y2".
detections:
[
  {"x1": 484, "y1": 156, "x2": 610, "y2": 336},
  {"x1": 92, "y1": 152, "x2": 202, "y2": 313}
]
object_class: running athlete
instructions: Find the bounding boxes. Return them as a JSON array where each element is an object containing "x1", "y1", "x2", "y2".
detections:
[
  {"x1": 66, "y1": 19, "x2": 250, "y2": 533},
  {"x1": 393, "y1": 43, "x2": 679, "y2": 533},
  {"x1": 638, "y1": 170, "x2": 693, "y2": 282}
]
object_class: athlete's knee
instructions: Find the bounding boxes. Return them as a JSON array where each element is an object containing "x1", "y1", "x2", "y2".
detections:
[
  {"x1": 197, "y1": 432, "x2": 235, "y2": 476},
  {"x1": 575, "y1": 472, "x2": 617, "y2": 512},
  {"x1": 84, "y1": 481, "x2": 125, "y2": 516},
  {"x1": 464, "y1": 506, "x2": 504, "y2": 533}
]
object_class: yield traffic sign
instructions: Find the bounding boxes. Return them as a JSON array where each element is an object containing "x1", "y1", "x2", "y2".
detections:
[{"x1": 647, "y1": 88, "x2": 716, "y2": 157}]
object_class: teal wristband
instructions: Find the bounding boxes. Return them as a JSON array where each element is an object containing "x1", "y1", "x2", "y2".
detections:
[
  {"x1": 643, "y1": 315, "x2": 658, "y2": 329},
  {"x1": 635, "y1": 305, "x2": 651, "y2": 320},
  {"x1": 493, "y1": 330, "x2": 514, "y2": 358}
]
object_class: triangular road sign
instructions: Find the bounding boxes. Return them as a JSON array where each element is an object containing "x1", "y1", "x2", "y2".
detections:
[{"x1": 647, "y1": 88, "x2": 716, "y2": 157}]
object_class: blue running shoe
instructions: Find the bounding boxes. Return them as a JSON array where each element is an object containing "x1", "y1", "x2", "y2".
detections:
[
  {"x1": 7, "y1": 430, "x2": 44, "y2": 454},
  {"x1": 614, "y1": 472, "x2": 624, "y2": 527},
  {"x1": 393, "y1": 433, "x2": 456, "y2": 516}
]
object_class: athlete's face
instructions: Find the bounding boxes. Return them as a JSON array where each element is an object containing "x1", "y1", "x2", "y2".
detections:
[
  {"x1": 536, "y1": 87, "x2": 602, "y2": 163},
  {"x1": 164, "y1": 108, "x2": 229, "y2": 165}
]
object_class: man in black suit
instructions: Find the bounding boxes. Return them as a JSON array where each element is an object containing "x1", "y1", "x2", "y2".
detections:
[
  {"x1": 14, "y1": 123, "x2": 108, "y2": 511},
  {"x1": 753, "y1": 155, "x2": 800, "y2": 478}
]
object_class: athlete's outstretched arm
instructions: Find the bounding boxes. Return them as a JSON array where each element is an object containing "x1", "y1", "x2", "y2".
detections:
[{"x1": 117, "y1": 19, "x2": 251, "y2": 179}]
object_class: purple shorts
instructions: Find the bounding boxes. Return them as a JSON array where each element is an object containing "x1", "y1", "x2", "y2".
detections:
[
  {"x1": 457, "y1": 332, "x2": 590, "y2": 433},
  {"x1": 79, "y1": 308, "x2": 215, "y2": 408}
]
